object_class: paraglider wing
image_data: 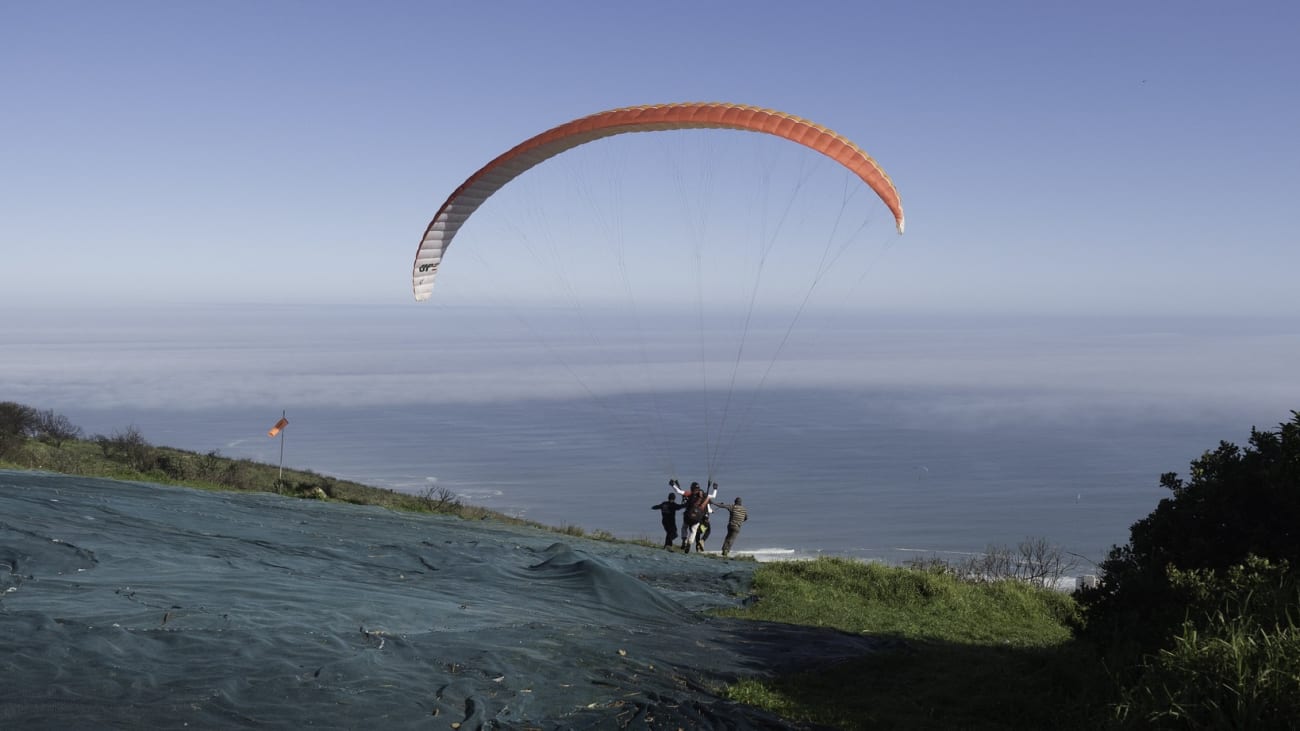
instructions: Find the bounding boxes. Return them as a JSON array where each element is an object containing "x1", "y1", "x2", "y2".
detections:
[{"x1": 412, "y1": 102, "x2": 905, "y2": 301}]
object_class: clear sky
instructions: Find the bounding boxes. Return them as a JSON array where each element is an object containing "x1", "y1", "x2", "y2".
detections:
[{"x1": 3, "y1": 1, "x2": 1298, "y2": 316}]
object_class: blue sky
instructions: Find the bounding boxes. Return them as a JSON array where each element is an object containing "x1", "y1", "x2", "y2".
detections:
[{"x1": 3, "y1": 1, "x2": 1298, "y2": 316}]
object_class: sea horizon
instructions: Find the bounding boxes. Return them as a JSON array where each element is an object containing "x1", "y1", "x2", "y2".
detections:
[{"x1": 7, "y1": 303, "x2": 1297, "y2": 571}]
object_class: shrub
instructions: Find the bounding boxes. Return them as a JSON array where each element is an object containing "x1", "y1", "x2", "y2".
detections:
[
  {"x1": 219, "y1": 458, "x2": 258, "y2": 490},
  {"x1": 1117, "y1": 602, "x2": 1300, "y2": 728},
  {"x1": 959, "y1": 537, "x2": 1077, "y2": 588},
  {"x1": 419, "y1": 485, "x2": 462, "y2": 513},
  {"x1": 0, "y1": 401, "x2": 39, "y2": 457},
  {"x1": 196, "y1": 450, "x2": 226, "y2": 482},
  {"x1": 1167, "y1": 556, "x2": 1298, "y2": 633},
  {"x1": 1080, "y1": 411, "x2": 1300, "y2": 653},
  {"x1": 154, "y1": 451, "x2": 192, "y2": 481},
  {"x1": 93, "y1": 426, "x2": 157, "y2": 472},
  {"x1": 34, "y1": 409, "x2": 83, "y2": 448},
  {"x1": 905, "y1": 537, "x2": 1077, "y2": 590},
  {"x1": 45, "y1": 446, "x2": 86, "y2": 474}
]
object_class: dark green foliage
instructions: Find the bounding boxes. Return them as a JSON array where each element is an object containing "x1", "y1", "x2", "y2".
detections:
[
  {"x1": 1167, "y1": 556, "x2": 1299, "y2": 634},
  {"x1": 0, "y1": 401, "x2": 39, "y2": 457},
  {"x1": 194, "y1": 450, "x2": 227, "y2": 483},
  {"x1": 1116, "y1": 558, "x2": 1300, "y2": 728},
  {"x1": 153, "y1": 451, "x2": 191, "y2": 481},
  {"x1": 218, "y1": 458, "x2": 259, "y2": 490},
  {"x1": 1121, "y1": 619, "x2": 1300, "y2": 729},
  {"x1": 1080, "y1": 412, "x2": 1300, "y2": 653}
]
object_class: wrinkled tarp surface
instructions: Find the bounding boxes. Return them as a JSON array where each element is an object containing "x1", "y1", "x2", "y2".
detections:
[{"x1": 1, "y1": 472, "x2": 881, "y2": 729}]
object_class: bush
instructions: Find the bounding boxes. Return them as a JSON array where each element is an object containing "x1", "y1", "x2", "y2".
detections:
[
  {"x1": 219, "y1": 459, "x2": 258, "y2": 490},
  {"x1": 945, "y1": 537, "x2": 1078, "y2": 588},
  {"x1": 0, "y1": 401, "x2": 39, "y2": 457},
  {"x1": 45, "y1": 446, "x2": 86, "y2": 474},
  {"x1": 93, "y1": 426, "x2": 157, "y2": 473},
  {"x1": 1080, "y1": 411, "x2": 1300, "y2": 653},
  {"x1": 419, "y1": 485, "x2": 462, "y2": 513},
  {"x1": 34, "y1": 409, "x2": 83, "y2": 448},
  {"x1": 1168, "y1": 556, "x2": 1299, "y2": 633},
  {"x1": 154, "y1": 451, "x2": 192, "y2": 481},
  {"x1": 1118, "y1": 602, "x2": 1300, "y2": 728},
  {"x1": 195, "y1": 450, "x2": 226, "y2": 482}
]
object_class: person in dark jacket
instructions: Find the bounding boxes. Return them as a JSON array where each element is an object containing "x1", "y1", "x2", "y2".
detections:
[
  {"x1": 712, "y1": 497, "x2": 748, "y2": 557},
  {"x1": 651, "y1": 491, "x2": 685, "y2": 549}
]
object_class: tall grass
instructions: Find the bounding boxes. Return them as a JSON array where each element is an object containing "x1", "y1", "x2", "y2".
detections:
[{"x1": 1117, "y1": 607, "x2": 1300, "y2": 728}]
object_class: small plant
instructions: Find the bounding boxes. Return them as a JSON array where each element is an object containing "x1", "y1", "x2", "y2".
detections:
[
  {"x1": 196, "y1": 449, "x2": 226, "y2": 481},
  {"x1": 219, "y1": 458, "x2": 257, "y2": 490},
  {"x1": 34, "y1": 409, "x2": 83, "y2": 448},
  {"x1": 419, "y1": 485, "x2": 462, "y2": 513},
  {"x1": 906, "y1": 537, "x2": 1077, "y2": 589},
  {"x1": 963, "y1": 537, "x2": 1077, "y2": 588},
  {"x1": 902, "y1": 554, "x2": 958, "y2": 576},
  {"x1": 93, "y1": 426, "x2": 156, "y2": 472}
]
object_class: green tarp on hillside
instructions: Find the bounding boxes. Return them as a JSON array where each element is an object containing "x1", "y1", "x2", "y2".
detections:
[{"x1": 1, "y1": 471, "x2": 878, "y2": 729}]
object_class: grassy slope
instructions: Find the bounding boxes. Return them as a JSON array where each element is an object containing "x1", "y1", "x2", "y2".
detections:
[
  {"x1": 1, "y1": 437, "x2": 647, "y2": 543},
  {"x1": 717, "y1": 558, "x2": 1112, "y2": 730}
]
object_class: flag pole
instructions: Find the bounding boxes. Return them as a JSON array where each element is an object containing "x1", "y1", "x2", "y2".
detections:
[
  {"x1": 278, "y1": 409, "x2": 286, "y2": 483},
  {"x1": 266, "y1": 412, "x2": 290, "y2": 491}
]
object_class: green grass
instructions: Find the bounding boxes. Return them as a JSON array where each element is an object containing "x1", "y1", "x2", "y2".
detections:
[
  {"x1": 1115, "y1": 610, "x2": 1300, "y2": 728},
  {"x1": 721, "y1": 558, "x2": 1079, "y2": 644},
  {"x1": 1, "y1": 437, "x2": 610, "y2": 537},
  {"x1": 716, "y1": 557, "x2": 1112, "y2": 730}
]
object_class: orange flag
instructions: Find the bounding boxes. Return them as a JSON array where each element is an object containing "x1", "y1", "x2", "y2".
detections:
[{"x1": 267, "y1": 416, "x2": 289, "y2": 438}]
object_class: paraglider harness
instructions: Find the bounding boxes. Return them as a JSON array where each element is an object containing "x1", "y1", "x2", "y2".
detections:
[{"x1": 684, "y1": 489, "x2": 709, "y2": 525}]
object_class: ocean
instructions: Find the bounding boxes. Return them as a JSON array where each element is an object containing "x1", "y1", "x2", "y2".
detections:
[{"x1": 7, "y1": 303, "x2": 1297, "y2": 570}]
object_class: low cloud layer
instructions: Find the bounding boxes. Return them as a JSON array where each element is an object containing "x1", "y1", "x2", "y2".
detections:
[{"x1": 8, "y1": 305, "x2": 1296, "y2": 426}]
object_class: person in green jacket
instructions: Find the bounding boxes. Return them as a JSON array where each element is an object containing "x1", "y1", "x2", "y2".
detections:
[{"x1": 712, "y1": 497, "x2": 748, "y2": 557}]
